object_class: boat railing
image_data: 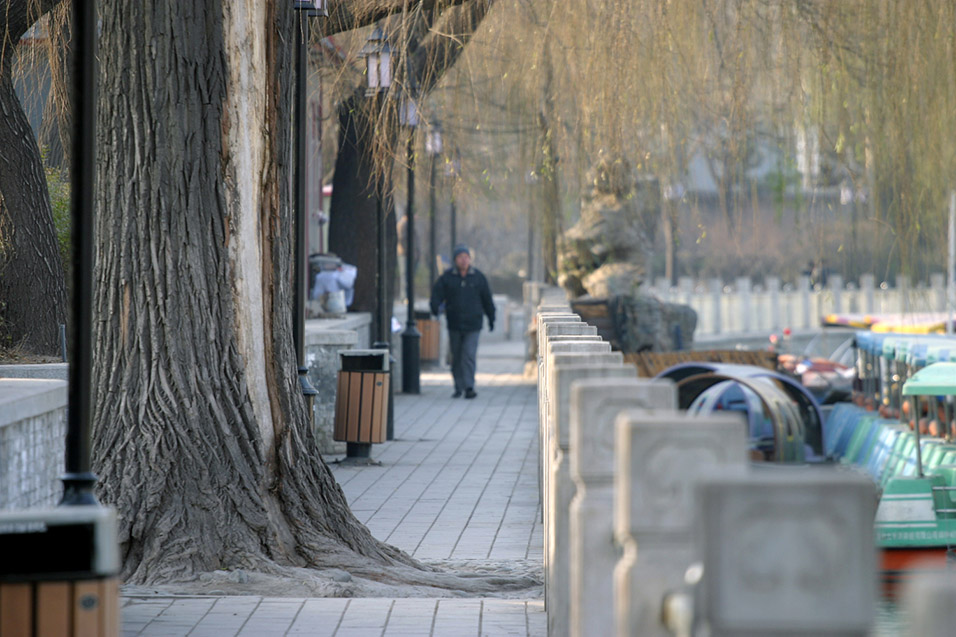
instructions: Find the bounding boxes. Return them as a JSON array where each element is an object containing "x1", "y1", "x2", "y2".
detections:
[{"x1": 931, "y1": 485, "x2": 956, "y2": 515}]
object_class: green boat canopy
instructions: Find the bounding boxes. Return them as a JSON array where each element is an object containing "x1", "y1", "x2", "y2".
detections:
[{"x1": 902, "y1": 362, "x2": 956, "y2": 396}]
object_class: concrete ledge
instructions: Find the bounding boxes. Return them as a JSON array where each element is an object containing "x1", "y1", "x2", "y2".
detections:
[
  {"x1": 305, "y1": 329, "x2": 358, "y2": 347},
  {"x1": 0, "y1": 379, "x2": 68, "y2": 428},
  {"x1": 0, "y1": 363, "x2": 69, "y2": 381}
]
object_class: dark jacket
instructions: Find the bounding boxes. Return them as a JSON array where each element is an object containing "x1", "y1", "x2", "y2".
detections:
[{"x1": 430, "y1": 266, "x2": 495, "y2": 332}]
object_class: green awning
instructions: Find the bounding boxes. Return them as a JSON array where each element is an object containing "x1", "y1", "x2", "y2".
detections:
[{"x1": 902, "y1": 362, "x2": 956, "y2": 396}]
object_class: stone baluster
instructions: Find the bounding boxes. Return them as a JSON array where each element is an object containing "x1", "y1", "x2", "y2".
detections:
[
  {"x1": 830, "y1": 274, "x2": 843, "y2": 315},
  {"x1": 766, "y1": 276, "x2": 781, "y2": 332},
  {"x1": 737, "y1": 277, "x2": 753, "y2": 333},
  {"x1": 931, "y1": 272, "x2": 946, "y2": 312},
  {"x1": 798, "y1": 274, "x2": 811, "y2": 329},
  {"x1": 695, "y1": 471, "x2": 876, "y2": 636},
  {"x1": 860, "y1": 273, "x2": 875, "y2": 315},
  {"x1": 543, "y1": 351, "x2": 625, "y2": 573},
  {"x1": 897, "y1": 274, "x2": 910, "y2": 314},
  {"x1": 902, "y1": 570, "x2": 956, "y2": 637},
  {"x1": 614, "y1": 411, "x2": 748, "y2": 637},
  {"x1": 679, "y1": 276, "x2": 694, "y2": 308},
  {"x1": 546, "y1": 360, "x2": 635, "y2": 637},
  {"x1": 568, "y1": 379, "x2": 676, "y2": 637},
  {"x1": 709, "y1": 279, "x2": 722, "y2": 335}
]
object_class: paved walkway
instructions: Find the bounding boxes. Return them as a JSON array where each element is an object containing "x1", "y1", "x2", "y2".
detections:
[{"x1": 122, "y1": 339, "x2": 545, "y2": 636}]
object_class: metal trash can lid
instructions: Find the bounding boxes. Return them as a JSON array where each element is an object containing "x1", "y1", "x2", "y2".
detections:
[{"x1": 340, "y1": 349, "x2": 390, "y2": 372}]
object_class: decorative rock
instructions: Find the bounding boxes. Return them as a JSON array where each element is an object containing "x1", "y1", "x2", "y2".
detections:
[
  {"x1": 696, "y1": 470, "x2": 876, "y2": 637},
  {"x1": 614, "y1": 410, "x2": 748, "y2": 637},
  {"x1": 568, "y1": 379, "x2": 676, "y2": 637}
]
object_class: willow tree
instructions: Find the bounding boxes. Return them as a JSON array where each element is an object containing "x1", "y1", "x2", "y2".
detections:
[
  {"x1": 90, "y1": 0, "x2": 523, "y2": 590},
  {"x1": 327, "y1": 0, "x2": 494, "y2": 322},
  {"x1": 0, "y1": 0, "x2": 67, "y2": 355}
]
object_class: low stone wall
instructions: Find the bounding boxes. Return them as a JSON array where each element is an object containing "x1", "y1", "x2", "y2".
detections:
[
  {"x1": 0, "y1": 378, "x2": 68, "y2": 509},
  {"x1": 305, "y1": 313, "x2": 372, "y2": 456}
]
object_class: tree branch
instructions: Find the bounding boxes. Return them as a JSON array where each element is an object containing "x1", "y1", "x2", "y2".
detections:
[
  {"x1": 407, "y1": 0, "x2": 494, "y2": 95},
  {"x1": 324, "y1": 0, "x2": 472, "y2": 36}
]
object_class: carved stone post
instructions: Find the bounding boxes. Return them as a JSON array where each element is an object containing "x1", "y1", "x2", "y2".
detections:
[{"x1": 568, "y1": 379, "x2": 676, "y2": 637}]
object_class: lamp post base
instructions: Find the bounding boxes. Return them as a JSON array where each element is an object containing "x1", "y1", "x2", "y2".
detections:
[
  {"x1": 60, "y1": 472, "x2": 99, "y2": 506},
  {"x1": 401, "y1": 326, "x2": 421, "y2": 394},
  {"x1": 298, "y1": 366, "x2": 319, "y2": 426}
]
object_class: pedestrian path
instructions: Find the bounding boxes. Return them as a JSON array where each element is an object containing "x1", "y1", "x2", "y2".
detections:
[{"x1": 122, "y1": 339, "x2": 545, "y2": 636}]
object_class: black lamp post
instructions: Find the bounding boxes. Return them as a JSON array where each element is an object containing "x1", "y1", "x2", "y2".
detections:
[
  {"x1": 525, "y1": 169, "x2": 538, "y2": 282},
  {"x1": 446, "y1": 148, "x2": 461, "y2": 261},
  {"x1": 360, "y1": 28, "x2": 393, "y2": 344},
  {"x1": 294, "y1": 1, "x2": 322, "y2": 415},
  {"x1": 294, "y1": 0, "x2": 327, "y2": 15},
  {"x1": 400, "y1": 98, "x2": 421, "y2": 394},
  {"x1": 62, "y1": 0, "x2": 98, "y2": 506},
  {"x1": 425, "y1": 118, "x2": 442, "y2": 288}
]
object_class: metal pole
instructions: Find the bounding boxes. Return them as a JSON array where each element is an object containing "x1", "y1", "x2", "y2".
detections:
[
  {"x1": 402, "y1": 135, "x2": 421, "y2": 393},
  {"x1": 294, "y1": 11, "x2": 318, "y2": 408},
  {"x1": 63, "y1": 0, "x2": 98, "y2": 506},
  {"x1": 527, "y1": 194, "x2": 534, "y2": 281},
  {"x1": 450, "y1": 196, "x2": 457, "y2": 259},
  {"x1": 948, "y1": 191, "x2": 955, "y2": 335},
  {"x1": 377, "y1": 162, "x2": 388, "y2": 344},
  {"x1": 429, "y1": 153, "x2": 437, "y2": 285}
]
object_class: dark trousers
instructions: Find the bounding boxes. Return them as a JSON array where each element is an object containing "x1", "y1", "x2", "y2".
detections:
[{"x1": 449, "y1": 329, "x2": 480, "y2": 391}]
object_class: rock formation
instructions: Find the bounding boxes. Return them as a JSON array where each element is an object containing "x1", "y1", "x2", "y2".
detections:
[{"x1": 557, "y1": 155, "x2": 696, "y2": 352}]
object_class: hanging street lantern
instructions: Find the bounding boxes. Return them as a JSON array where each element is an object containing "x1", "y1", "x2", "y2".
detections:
[
  {"x1": 361, "y1": 27, "x2": 393, "y2": 95},
  {"x1": 294, "y1": 0, "x2": 328, "y2": 17}
]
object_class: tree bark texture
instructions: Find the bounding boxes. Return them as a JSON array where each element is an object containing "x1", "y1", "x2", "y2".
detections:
[
  {"x1": 0, "y1": 0, "x2": 68, "y2": 355},
  {"x1": 91, "y1": 0, "x2": 411, "y2": 584}
]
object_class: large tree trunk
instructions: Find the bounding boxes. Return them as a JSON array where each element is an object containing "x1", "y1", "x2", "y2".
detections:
[
  {"x1": 0, "y1": 0, "x2": 68, "y2": 356},
  {"x1": 91, "y1": 0, "x2": 411, "y2": 585}
]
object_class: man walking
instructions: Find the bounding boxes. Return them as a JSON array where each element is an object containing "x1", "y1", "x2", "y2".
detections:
[{"x1": 430, "y1": 243, "x2": 495, "y2": 398}]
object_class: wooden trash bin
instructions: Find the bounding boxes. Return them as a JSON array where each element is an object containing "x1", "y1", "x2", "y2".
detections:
[
  {"x1": 333, "y1": 349, "x2": 390, "y2": 444},
  {"x1": 0, "y1": 506, "x2": 119, "y2": 637},
  {"x1": 416, "y1": 311, "x2": 440, "y2": 363}
]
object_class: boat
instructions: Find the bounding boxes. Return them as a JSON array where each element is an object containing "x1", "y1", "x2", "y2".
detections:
[
  {"x1": 827, "y1": 337, "x2": 956, "y2": 590},
  {"x1": 874, "y1": 362, "x2": 956, "y2": 585},
  {"x1": 656, "y1": 362, "x2": 825, "y2": 463}
]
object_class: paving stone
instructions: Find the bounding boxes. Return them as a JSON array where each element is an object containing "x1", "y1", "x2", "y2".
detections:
[{"x1": 121, "y1": 340, "x2": 543, "y2": 636}]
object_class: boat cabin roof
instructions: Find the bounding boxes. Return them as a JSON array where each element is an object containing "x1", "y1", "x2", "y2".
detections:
[{"x1": 901, "y1": 362, "x2": 956, "y2": 396}]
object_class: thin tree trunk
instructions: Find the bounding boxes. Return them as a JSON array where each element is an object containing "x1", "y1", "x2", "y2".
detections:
[
  {"x1": 328, "y1": 95, "x2": 397, "y2": 337},
  {"x1": 0, "y1": 0, "x2": 68, "y2": 355}
]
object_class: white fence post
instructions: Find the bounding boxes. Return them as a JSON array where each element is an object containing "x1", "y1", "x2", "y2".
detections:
[
  {"x1": 568, "y1": 379, "x2": 676, "y2": 637},
  {"x1": 829, "y1": 274, "x2": 843, "y2": 316},
  {"x1": 902, "y1": 571, "x2": 956, "y2": 637},
  {"x1": 614, "y1": 411, "x2": 748, "y2": 637},
  {"x1": 709, "y1": 279, "x2": 722, "y2": 335},
  {"x1": 696, "y1": 471, "x2": 876, "y2": 636},
  {"x1": 737, "y1": 277, "x2": 752, "y2": 333},
  {"x1": 767, "y1": 276, "x2": 781, "y2": 332},
  {"x1": 931, "y1": 272, "x2": 946, "y2": 312},
  {"x1": 861, "y1": 273, "x2": 875, "y2": 315},
  {"x1": 547, "y1": 361, "x2": 636, "y2": 637},
  {"x1": 798, "y1": 275, "x2": 811, "y2": 329}
]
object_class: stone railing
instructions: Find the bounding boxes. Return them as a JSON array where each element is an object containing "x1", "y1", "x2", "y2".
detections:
[
  {"x1": 649, "y1": 273, "x2": 952, "y2": 336},
  {"x1": 0, "y1": 378, "x2": 68, "y2": 509},
  {"x1": 532, "y1": 300, "x2": 956, "y2": 635}
]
